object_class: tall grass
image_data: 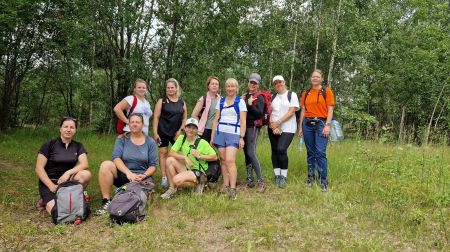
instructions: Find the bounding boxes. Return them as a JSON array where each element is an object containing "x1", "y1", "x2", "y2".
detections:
[{"x1": 0, "y1": 128, "x2": 448, "y2": 251}]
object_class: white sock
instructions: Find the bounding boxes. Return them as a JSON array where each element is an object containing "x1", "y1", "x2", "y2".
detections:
[
  {"x1": 274, "y1": 168, "x2": 281, "y2": 176},
  {"x1": 281, "y1": 169, "x2": 288, "y2": 178}
]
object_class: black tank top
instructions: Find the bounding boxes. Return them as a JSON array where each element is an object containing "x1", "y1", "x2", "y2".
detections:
[{"x1": 158, "y1": 97, "x2": 184, "y2": 136}]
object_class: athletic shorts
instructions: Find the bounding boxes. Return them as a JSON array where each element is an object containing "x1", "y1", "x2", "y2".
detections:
[
  {"x1": 158, "y1": 132, "x2": 175, "y2": 148},
  {"x1": 213, "y1": 131, "x2": 239, "y2": 149},
  {"x1": 38, "y1": 175, "x2": 76, "y2": 205}
]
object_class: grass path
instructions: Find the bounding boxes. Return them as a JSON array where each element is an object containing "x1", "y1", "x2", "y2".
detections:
[{"x1": 0, "y1": 128, "x2": 448, "y2": 251}]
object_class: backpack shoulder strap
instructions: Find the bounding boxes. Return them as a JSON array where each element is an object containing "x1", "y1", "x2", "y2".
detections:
[
  {"x1": 180, "y1": 134, "x2": 187, "y2": 147},
  {"x1": 202, "y1": 95, "x2": 207, "y2": 108},
  {"x1": 271, "y1": 92, "x2": 277, "y2": 102},
  {"x1": 127, "y1": 95, "x2": 138, "y2": 116},
  {"x1": 193, "y1": 137, "x2": 202, "y2": 149},
  {"x1": 234, "y1": 96, "x2": 241, "y2": 133},
  {"x1": 322, "y1": 85, "x2": 327, "y2": 101},
  {"x1": 287, "y1": 91, "x2": 292, "y2": 102},
  {"x1": 219, "y1": 97, "x2": 225, "y2": 112}
]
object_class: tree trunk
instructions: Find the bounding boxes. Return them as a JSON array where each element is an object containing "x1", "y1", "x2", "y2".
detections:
[
  {"x1": 424, "y1": 79, "x2": 447, "y2": 145},
  {"x1": 314, "y1": 0, "x2": 323, "y2": 70},
  {"x1": 327, "y1": 0, "x2": 343, "y2": 88},
  {"x1": 164, "y1": 13, "x2": 181, "y2": 82},
  {"x1": 433, "y1": 100, "x2": 447, "y2": 131},
  {"x1": 398, "y1": 106, "x2": 406, "y2": 144},
  {"x1": 289, "y1": 23, "x2": 299, "y2": 90}
]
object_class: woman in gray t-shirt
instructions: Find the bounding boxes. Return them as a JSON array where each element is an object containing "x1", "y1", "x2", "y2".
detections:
[{"x1": 191, "y1": 76, "x2": 221, "y2": 143}]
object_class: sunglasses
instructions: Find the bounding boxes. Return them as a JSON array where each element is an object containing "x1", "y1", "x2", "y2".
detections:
[{"x1": 63, "y1": 116, "x2": 78, "y2": 121}]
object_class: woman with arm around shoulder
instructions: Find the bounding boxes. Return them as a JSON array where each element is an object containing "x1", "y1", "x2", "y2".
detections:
[
  {"x1": 96, "y1": 113, "x2": 158, "y2": 215},
  {"x1": 152, "y1": 78, "x2": 187, "y2": 189},
  {"x1": 113, "y1": 78, "x2": 153, "y2": 136},
  {"x1": 160, "y1": 118, "x2": 218, "y2": 199},
  {"x1": 210, "y1": 78, "x2": 247, "y2": 200},
  {"x1": 297, "y1": 69, "x2": 335, "y2": 192},
  {"x1": 191, "y1": 76, "x2": 221, "y2": 143},
  {"x1": 243, "y1": 73, "x2": 266, "y2": 192},
  {"x1": 35, "y1": 117, "x2": 91, "y2": 215},
  {"x1": 269, "y1": 75, "x2": 300, "y2": 188}
]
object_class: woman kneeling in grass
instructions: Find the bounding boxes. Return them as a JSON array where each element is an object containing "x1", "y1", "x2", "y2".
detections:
[{"x1": 160, "y1": 118, "x2": 218, "y2": 199}]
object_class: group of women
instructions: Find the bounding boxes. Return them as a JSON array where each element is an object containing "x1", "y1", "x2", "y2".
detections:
[{"x1": 35, "y1": 70, "x2": 335, "y2": 216}]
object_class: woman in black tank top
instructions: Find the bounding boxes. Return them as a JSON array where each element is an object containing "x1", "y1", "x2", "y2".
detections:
[{"x1": 153, "y1": 78, "x2": 187, "y2": 188}]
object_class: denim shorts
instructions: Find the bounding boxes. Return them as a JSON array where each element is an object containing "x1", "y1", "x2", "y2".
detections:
[{"x1": 213, "y1": 131, "x2": 240, "y2": 149}]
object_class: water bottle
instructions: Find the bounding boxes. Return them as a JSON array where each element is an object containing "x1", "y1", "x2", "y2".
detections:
[
  {"x1": 298, "y1": 137, "x2": 304, "y2": 151},
  {"x1": 330, "y1": 120, "x2": 344, "y2": 141}
]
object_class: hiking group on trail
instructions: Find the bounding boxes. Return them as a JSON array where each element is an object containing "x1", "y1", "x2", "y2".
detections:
[{"x1": 35, "y1": 70, "x2": 335, "y2": 224}]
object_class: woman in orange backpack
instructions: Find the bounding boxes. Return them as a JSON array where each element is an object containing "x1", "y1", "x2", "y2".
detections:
[{"x1": 297, "y1": 70, "x2": 335, "y2": 192}]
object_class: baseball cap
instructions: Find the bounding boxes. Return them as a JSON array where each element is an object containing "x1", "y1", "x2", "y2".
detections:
[
  {"x1": 185, "y1": 117, "x2": 199, "y2": 128},
  {"x1": 248, "y1": 73, "x2": 261, "y2": 84},
  {"x1": 272, "y1": 75, "x2": 285, "y2": 83}
]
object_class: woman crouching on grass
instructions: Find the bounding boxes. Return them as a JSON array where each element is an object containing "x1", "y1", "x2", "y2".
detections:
[
  {"x1": 96, "y1": 113, "x2": 158, "y2": 215},
  {"x1": 210, "y1": 78, "x2": 247, "y2": 200},
  {"x1": 297, "y1": 69, "x2": 335, "y2": 192},
  {"x1": 160, "y1": 118, "x2": 218, "y2": 199},
  {"x1": 35, "y1": 117, "x2": 91, "y2": 214}
]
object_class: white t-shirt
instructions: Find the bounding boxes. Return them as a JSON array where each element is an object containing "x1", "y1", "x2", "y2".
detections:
[
  {"x1": 270, "y1": 91, "x2": 300, "y2": 133},
  {"x1": 123, "y1": 95, "x2": 152, "y2": 135},
  {"x1": 215, "y1": 97, "x2": 247, "y2": 135}
]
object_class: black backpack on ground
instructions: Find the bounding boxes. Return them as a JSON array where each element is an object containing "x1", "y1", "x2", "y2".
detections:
[
  {"x1": 51, "y1": 181, "x2": 90, "y2": 224},
  {"x1": 108, "y1": 177, "x2": 153, "y2": 224}
]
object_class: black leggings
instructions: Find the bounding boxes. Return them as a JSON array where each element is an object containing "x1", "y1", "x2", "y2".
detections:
[{"x1": 268, "y1": 129, "x2": 295, "y2": 170}]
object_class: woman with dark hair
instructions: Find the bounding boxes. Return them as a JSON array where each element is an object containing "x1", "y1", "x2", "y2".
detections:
[
  {"x1": 114, "y1": 78, "x2": 152, "y2": 135},
  {"x1": 96, "y1": 113, "x2": 158, "y2": 215},
  {"x1": 242, "y1": 73, "x2": 266, "y2": 192},
  {"x1": 298, "y1": 70, "x2": 335, "y2": 192},
  {"x1": 35, "y1": 117, "x2": 91, "y2": 214},
  {"x1": 153, "y1": 78, "x2": 187, "y2": 188},
  {"x1": 191, "y1": 76, "x2": 221, "y2": 142}
]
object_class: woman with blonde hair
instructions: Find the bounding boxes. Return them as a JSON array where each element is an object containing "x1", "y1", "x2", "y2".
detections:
[
  {"x1": 153, "y1": 78, "x2": 187, "y2": 188},
  {"x1": 211, "y1": 78, "x2": 247, "y2": 200},
  {"x1": 114, "y1": 78, "x2": 152, "y2": 135},
  {"x1": 191, "y1": 76, "x2": 221, "y2": 142}
]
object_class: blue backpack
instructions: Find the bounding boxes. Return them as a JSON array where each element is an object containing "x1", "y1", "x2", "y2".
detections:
[{"x1": 217, "y1": 96, "x2": 241, "y2": 134}]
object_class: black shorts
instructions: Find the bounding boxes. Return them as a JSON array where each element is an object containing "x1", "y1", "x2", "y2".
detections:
[
  {"x1": 113, "y1": 170, "x2": 130, "y2": 188},
  {"x1": 158, "y1": 132, "x2": 176, "y2": 148},
  {"x1": 38, "y1": 180, "x2": 57, "y2": 205},
  {"x1": 200, "y1": 129, "x2": 212, "y2": 143}
]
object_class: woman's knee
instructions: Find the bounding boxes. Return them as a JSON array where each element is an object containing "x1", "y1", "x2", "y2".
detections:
[
  {"x1": 74, "y1": 170, "x2": 91, "y2": 185},
  {"x1": 166, "y1": 156, "x2": 176, "y2": 166},
  {"x1": 159, "y1": 148, "x2": 168, "y2": 157}
]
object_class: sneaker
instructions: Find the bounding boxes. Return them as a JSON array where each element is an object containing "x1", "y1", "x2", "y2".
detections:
[
  {"x1": 228, "y1": 188, "x2": 237, "y2": 200},
  {"x1": 160, "y1": 188, "x2": 177, "y2": 199},
  {"x1": 160, "y1": 177, "x2": 168, "y2": 188},
  {"x1": 306, "y1": 179, "x2": 313, "y2": 188},
  {"x1": 247, "y1": 179, "x2": 255, "y2": 188},
  {"x1": 36, "y1": 198, "x2": 46, "y2": 212},
  {"x1": 194, "y1": 182, "x2": 205, "y2": 195},
  {"x1": 278, "y1": 176, "x2": 288, "y2": 188},
  {"x1": 95, "y1": 200, "x2": 111, "y2": 215},
  {"x1": 256, "y1": 181, "x2": 266, "y2": 193},
  {"x1": 274, "y1": 175, "x2": 281, "y2": 186},
  {"x1": 320, "y1": 184, "x2": 328, "y2": 192}
]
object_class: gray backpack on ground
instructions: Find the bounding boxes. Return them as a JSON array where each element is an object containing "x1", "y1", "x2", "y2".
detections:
[
  {"x1": 108, "y1": 178, "x2": 153, "y2": 224},
  {"x1": 51, "y1": 181, "x2": 90, "y2": 224}
]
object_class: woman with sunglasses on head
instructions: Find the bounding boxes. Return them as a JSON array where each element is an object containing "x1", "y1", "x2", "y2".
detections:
[
  {"x1": 96, "y1": 113, "x2": 158, "y2": 215},
  {"x1": 153, "y1": 78, "x2": 187, "y2": 189},
  {"x1": 114, "y1": 78, "x2": 152, "y2": 136},
  {"x1": 160, "y1": 118, "x2": 218, "y2": 199},
  {"x1": 242, "y1": 73, "x2": 266, "y2": 192},
  {"x1": 269, "y1": 75, "x2": 300, "y2": 188},
  {"x1": 35, "y1": 117, "x2": 91, "y2": 214},
  {"x1": 191, "y1": 76, "x2": 221, "y2": 143},
  {"x1": 297, "y1": 69, "x2": 335, "y2": 192},
  {"x1": 210, "y1": 78, "x2": 247, "y2": 200}
]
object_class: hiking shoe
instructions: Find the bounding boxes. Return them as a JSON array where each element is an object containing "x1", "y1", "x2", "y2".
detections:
[
  {"x1": 161, "y1": 188, "x2": 177, "y2": 199},
  {"x1": 160, "y1": 177, "x2": 169, "y2": 188},
  {"x1": 247, "y1": 180, "x2": 255, "y2": 188},
  {"x1": 95, "y1": 200, "x2": 111, "y2": 215},
  {"x1": 320, "y1": 184, "x2": 328, "y2": 192},
  {"x1": 256, "y1": 181, "x2": 266, "y2": 193},
  {"x1": 278, "y1": 176, "x2": 288, "y2": 188},
  {"x1": 306, "y1": 179, "x2": 313, "y2": 188},
  {"x1": 274, "y1": 175, "x2": 281, "y2": 186},
  {"x1": 36, "y1": 198, "x2": 46, "y2": 212},
  {"x1": 228, "y1": 188, "x2": 237, "y2": 200},
  {"x1": 194, "y1": 182, "x2": 205, "y2": 195}
]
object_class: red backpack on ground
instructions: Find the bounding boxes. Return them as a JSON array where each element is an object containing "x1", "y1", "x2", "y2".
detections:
[
  {"x1": 116, "y1": 95, "x2": 138, "y2": 134},
  {"x1": 248, "y1": 90, "x2": 272, "y2": 127}
]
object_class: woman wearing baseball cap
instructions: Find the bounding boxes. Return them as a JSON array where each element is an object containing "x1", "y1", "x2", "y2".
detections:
[
  {"x1": 269, "y1": 75, "x2": 300, "y2": 188},
  {"x1": 160, "y1": 118, "x2": 218, "y2": 199}
]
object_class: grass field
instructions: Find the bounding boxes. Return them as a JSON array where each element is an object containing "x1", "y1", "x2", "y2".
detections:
[{"x1": 0, "y1": 128, "x2": 448, "y2": 251}]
